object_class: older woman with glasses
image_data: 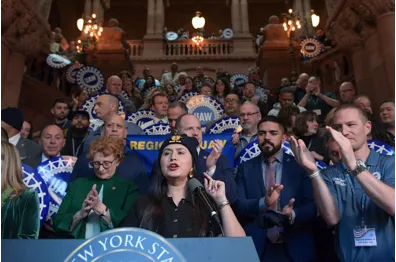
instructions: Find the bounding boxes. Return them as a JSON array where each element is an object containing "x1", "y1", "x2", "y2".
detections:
[{"x1": 53, "y1": 136, "x2": 139, "y2": 239}]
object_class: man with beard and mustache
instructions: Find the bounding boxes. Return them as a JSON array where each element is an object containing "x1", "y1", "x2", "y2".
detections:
[
  {"x1": 61, "y1": 111, "x2": 90, "y2": 157},
  {"x1": 235, "y1": 116, "x2": 316, "y2": 262},
  {"x1": 50, "y1": 99, "x2": 70, "y2": 131}
]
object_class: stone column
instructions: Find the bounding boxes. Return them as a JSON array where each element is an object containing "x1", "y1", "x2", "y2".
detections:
[
  {"x1": 154, "y1": 0, "x2": 164, "y2": 34},
  {"x1": 146, "y1": 0, "x2": 155, "y2": 35},
  {"x1": 377, "y1": 12, "x2": 395, "y2": 93},
  {"x1": 2, "y1": 53, "x2": 26, "y2": 107},
  {"x1": 231, "y1": 0, "x2": 241, "y2": 34},
  {"x1": 84, "y1": 0, "x2": 92, "y2": 18},
  {"x1": 303, "y1": 0, "x2": 314, "y2": 35},
  {"x1": 240, "y1": 0, "x2": 250, "y2": 35},
  {"x1": 1, "y1": 41, "x2": 11, "y2": 88},
  {"x1": 41, "y1": 0, "x2": 53, "y2": 20},
  {"x1": 92, "y1": 0, "x2": 100, "y2": 18},
  {"x1": 294, "y1": 0, "x2": 304, "y2": 38}
]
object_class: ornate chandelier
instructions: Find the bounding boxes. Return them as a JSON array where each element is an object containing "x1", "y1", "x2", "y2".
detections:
[{"x1": 191, "y1": 11, "x2": 205, "y2": 45}]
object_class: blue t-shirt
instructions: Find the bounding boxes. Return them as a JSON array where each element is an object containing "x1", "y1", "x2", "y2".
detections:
[{"x1": 322, "y1": 150, "x2": 395, "y2": 262}]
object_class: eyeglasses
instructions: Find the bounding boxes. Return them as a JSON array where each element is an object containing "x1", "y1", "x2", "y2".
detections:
[
  {"x1": 240, "y1": 112, "x2": 259, "y2": 118},
  {"x1": 225, "y1": 99, "x2": 240, "y2": 104},
  {"x1": 90, "y1": 158, "x2": 117, "y2": 169}
]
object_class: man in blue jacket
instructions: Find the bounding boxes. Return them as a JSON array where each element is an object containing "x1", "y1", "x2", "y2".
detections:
[{"x1": 235, "y1": 116, "x2": 316, "y2": 262}]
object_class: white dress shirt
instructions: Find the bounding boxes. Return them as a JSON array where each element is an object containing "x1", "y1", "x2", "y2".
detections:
[{"x1": 8, "y1": 133, "x2": 21, "y2": 146}]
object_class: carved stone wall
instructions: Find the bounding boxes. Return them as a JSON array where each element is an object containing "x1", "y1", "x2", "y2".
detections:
[
  {"x1": 2, "y1": 0, "x2": 51, "y2": 107},
  {"x1": 327, "y1": 0, "x2": 395, "y2": 113}
]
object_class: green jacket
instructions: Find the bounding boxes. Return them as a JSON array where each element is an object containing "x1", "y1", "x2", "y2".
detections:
[
  {"x1": 53, "y1": 175, "x2": 139, "y2": 239},
  {"x1": 1, "y1": 189, "x2": 40, "y2": 239}
]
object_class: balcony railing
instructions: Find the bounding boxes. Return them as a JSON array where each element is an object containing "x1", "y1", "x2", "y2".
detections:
[
  {"x1": 164, "y1": 39, "x2": 233, "y2": 57},
  {"x1": 127, "y1": 40, "x2": 144, "y2": 57}
]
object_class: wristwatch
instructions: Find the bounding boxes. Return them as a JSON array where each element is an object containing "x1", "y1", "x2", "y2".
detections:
[{"x1": 348, "y1": 160, "x2": 367, "y2": 177}]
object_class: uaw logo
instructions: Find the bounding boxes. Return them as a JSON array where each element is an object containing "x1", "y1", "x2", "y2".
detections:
[
  {"x1": 367, "y1": 140, "x2": 395, "y2": 156},
  {"x1": 66, "y1": 63, "x2": 84, "y2": 84},
  {"x1": 230, "y1": 74, "x2": 248, "y2": 88},
  {"x1": 22, "y1": 164, "x2": 50, "y2": 225},
  {"x1": 235, "y1": 139, "x2": 328, "y2": 171},
  {"x1": 179, "y1": 91, "x2": 199, "y2": 103},
  {"x1": 36, "y1": 156, "x2": 76, "y2": 219},
  {"x1": 81, "y1": 94, "x2": 125, "y2": 131},
  {"x1": 300, "y1": 38, "x2": 322, "y2": 59},
  {"x1": 64, "y1": 228, "x2": 186, "y2": 262},
  {"x1": 207, "y1": 116, "x2": 240, "y2": 134},
  {"x1": 127, "y1": 110, "x2": 156, "y2": 128},
  {"x1": 46, "y1": 54, "x2": 72, "y2": 69},
  {"x1": 144, "y1": 123, "x2": 171, "y2": 135},
  {"x1": 76, "y1": 66, "x2": 105, "y2": 93},
  {"x1": 186, "y1": 95, "x2": 224, "y2": 128}
]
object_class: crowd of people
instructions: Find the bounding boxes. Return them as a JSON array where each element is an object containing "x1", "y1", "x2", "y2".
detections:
[{"x1": 1, "y1": 62, "x2": 395, "y2": 262}]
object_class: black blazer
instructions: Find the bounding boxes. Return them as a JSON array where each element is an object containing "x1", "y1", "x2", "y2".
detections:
[{"x1": 16, "y1": 137, "x2": 42, "y2": 168}]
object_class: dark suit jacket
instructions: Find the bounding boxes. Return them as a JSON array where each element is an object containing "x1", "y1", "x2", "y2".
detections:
[
  {"x1": 70, "y1": 150, "x2": 149, "y2": 195},
  {"x1": 16, "y1": 137, "x2": 42, "y2": 168},
  {"x1": 150, "y1": 149, "x2": 237, "y2": 204},
  {"x1": 234, "y1": 152, "x2": 316, "y2": 262}
]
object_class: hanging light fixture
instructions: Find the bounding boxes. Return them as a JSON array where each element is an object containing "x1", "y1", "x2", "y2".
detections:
[
  {"x1": 191, "y1": 11, "x2": 205, "y2": 45},
  {"x1": 311, "y1": 10, "x2": 320, "y2": 27},
  {"x1": 77, "y1": 18, "x2": 84, "y2": 31},
  {"x1": 192, "y1": 11, "x2": 205, "y2": 29}
]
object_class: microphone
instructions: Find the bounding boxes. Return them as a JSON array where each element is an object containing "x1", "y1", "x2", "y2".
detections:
[{"x1": 187, "y1": 178, "x2": 221, "y2": 224}]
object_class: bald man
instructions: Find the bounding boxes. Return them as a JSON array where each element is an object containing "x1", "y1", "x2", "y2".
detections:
[
  {"x1": 71, "y1": 114, "x2": 149, "y2": 194},
  {"x1": 106, "y1": 75, "x2": 136, "y2": 114},
  {"x1": 39, "y1": 125, "x2": 66, "y2": 164},
  {"x1": 294, "y1": 73, "x2": 310, "y2": 103},
  {"x1": 339, "y1": 82, "x2": 356, "y2": 103},
  {"x1": 83, "y1": 94, "x2": 144, "y2": 153}
]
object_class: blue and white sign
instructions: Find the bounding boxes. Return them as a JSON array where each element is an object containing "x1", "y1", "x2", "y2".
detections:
[
  {"x1": 46, "y1": 54, "x2": 72, "y2": 69},
  {"x1": 367, "y1": 140, "x2": 395, "y2": 156},
  {"x1": 22, "y1": 164, "x2": 50, "y2": 225},
  {"x1": 36, "y1": 156, "x2": 77, "y2": 219},
  {"x1": 230, "y1": 74, "x2": 248, "y2": 88},
  {"x1": 179, "y1": 91, "x2": 199, "y2": 103},
  {"x1": 65, "y1": 228, "x2": 186, "y2": 262},
  {"x1": 144, "y1": 123, "x2": 171, "y2": 135},
  {"x1": 207, "y1": 116, "x2": 240, "y2": 134},
  {"x1": 235, "y1": 140, "x2": 327, "y2": 170},
  {"x1": 76, "y1": 66, "x2": 105, "y2": 93},
  {"x1": 127, "y1": 110, "x2": 156, "y2": 128},
  {"x1": 136, "y1": 78, "x2": 161, "y2": 91},
  {"x1": 81, "y1": 94, "x2": 125, "y2": 131},
  {"x1": 186, "y1": 95, "x2": 224, "y2": 128},
  {"x1": 66, "y1": 63, "x2": 84, "y2": 84}
]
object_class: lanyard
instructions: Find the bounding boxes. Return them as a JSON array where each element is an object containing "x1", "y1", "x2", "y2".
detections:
[
  {"x1": 72, "y1": 135, "x2": 87, "y2": 157},
  {"x1": 345, "y1": 167, "x2": 370, "y2": 227}
]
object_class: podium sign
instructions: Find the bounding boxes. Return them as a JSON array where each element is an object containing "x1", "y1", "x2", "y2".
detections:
[{"x1": 2, "y1": 230, "x2": 259, "y2": 262}]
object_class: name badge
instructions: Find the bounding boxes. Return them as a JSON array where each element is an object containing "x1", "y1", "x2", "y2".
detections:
[
  {"x1": 313, "y1": 109, "x2": 322, "y2": 116},
  {"x1": 353, "y1": 227, "x2": 377, "y2": 247}
]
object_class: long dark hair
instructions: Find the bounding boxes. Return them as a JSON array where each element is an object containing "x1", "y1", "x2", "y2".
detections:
[
  {"x1": 214, "y1": 78, "x2": 231, "y2": 98},
  {"x1": 138, "y1": 163, "x2": 210, "y2": 236}
]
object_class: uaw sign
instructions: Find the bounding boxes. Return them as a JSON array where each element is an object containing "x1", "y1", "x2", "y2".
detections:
[
  {"x1": 186, "y1": 95, "x2": 224, "y2": 128},
  {"x1": 76, "y1": 66, "x2": 105, "y2": 93},
  {"x1": 300, "y1": 38, "x2": 322, "y2": 60},
  {"x1": 65, "y1": 228, "x2": 186, "y2": 262},
  {"x1": 126, "y1": 134, "x2": 234, "y2": 173},
  {"x1": 36, "y1": 156, "x2": 77, "y2": 219}
]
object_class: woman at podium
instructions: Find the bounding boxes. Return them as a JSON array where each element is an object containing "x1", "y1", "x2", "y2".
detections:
[
  {"x1": 1, "y1": 141, "x2": 40, "y2": 239},
  {"x1": 53, "y1": 136, "x2": 139, "y2": 239},
  {"x1": 120, "y1": 135, "x2": 245, "y2": 238}
]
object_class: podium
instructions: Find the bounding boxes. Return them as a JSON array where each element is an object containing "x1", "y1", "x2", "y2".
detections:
[{"x1": 2, "y1": 237, "x2": 259, "y2": 261}]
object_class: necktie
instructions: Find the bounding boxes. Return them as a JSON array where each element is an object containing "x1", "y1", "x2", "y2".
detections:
[
  {"x1": 85, "y1": 184, "x2": 104, "y2": 239},
  {"x1": 265, "y1": 157, "x2": 280, "y2": 243}
]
